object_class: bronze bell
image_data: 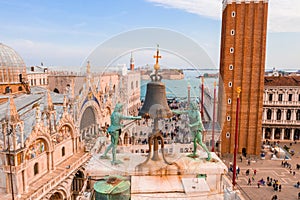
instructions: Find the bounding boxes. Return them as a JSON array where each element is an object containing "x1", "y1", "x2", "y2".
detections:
[
  {"x1": 139, "y1": 45, "x2": 172, "y2": 119},
  {"x1": 139, "y1": 79, "x2": 172, "y2": 119}
]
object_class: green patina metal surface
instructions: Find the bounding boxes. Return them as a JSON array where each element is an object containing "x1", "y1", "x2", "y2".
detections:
[{"x1": 94, "y1": 175, "x2": 130, "y2": 200}]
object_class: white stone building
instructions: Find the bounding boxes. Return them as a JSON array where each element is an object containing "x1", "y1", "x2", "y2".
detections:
[
  {"x1": 27, "y1": 66, "x2": 49, "y2": 88},
  {"x1": 262, "y1": 76, "x2": 300, "y2": 141}
]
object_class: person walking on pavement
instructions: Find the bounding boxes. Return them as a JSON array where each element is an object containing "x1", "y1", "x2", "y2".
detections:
[
  {"x1": 272, "y1": 194, "x2": 278, "y2": 200},
  {"x1": 248, "y1": 178, "x2": 251, "y2": 185}
]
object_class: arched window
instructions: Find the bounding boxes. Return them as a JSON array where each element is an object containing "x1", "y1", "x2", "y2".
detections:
[
  {"x1": 297, "y1": 110, "x2": 300, "y2": 121},
  {"x1": 227, "y1": 116, "x2": 231, "y2": 121},
  {"x1": 231, "y1": 11, "x2": 236, "y2": 17},
  {"x1": 284, "y1": 129, "x2": 291, "y2": 140},
  {"x1": 289, "y1": 94, "x2": 293, "y2": 101},
  {"x1": 286, "y1": 109, "x2": 291, "y2": 120},
  {"x1": 278, "y1": 94, "x2": 283, "y2": 101},
  {"x1": 267, "y1": 109, "x2": 272, "y2": 120},
  {"x1": 277, "y1": 109, "x2": 281, "y2": 120},
  {"x1": 265, "y1": 128, "x2": 271, "y2": 139},
  {"x1": 230, "y1": 29, "x2": 235, "y2": 35},
  {"x1": 269, "y1": 94, "x2": 273, "y2": 101},
  {"x1": 62, "y1": 147, "x2": 65, "y2": 157},
  {"x1": 275, "y1": 128, "x2": 281, "y2": 139},
  {"x1": 18, "y1": 86, "x2": 23, "y2": 91},
  {"x1": 34, "y1": 163, "x2": 39, "y2": 175},
  {"x1": 5, "y1": 86, "x2": 11, "y2": 94},
  {"x1": 228, "y1": 98, "x2": 232, "y2": 104}
]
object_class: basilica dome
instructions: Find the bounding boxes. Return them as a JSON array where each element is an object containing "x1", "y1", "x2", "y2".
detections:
[{"x1": 0, "y1": 43, "x2": 27, "y2": 83}]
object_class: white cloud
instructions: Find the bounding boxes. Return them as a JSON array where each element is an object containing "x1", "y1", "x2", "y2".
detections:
[
  {"x1": 146, "y1": 0, "x2": 300, "y2": 32},
  {"x1": 8, "y1": 39, "x2": 90, "y2": 70},
  {"x1": 147, "y1": 0, "x2": 222, "y2": 19},
  {"x1": 268, "y1": 1, "x2": 300, "y2": 32}
]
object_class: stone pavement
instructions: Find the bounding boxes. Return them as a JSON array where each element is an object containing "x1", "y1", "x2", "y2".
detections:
[{"x1": 223, "y1": 142, "x2": 300, "y2": 200}]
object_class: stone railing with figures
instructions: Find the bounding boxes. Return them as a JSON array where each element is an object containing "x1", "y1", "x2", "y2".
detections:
[{"x1": 27, "y1": 153, "x2": 91, "y2": 200}]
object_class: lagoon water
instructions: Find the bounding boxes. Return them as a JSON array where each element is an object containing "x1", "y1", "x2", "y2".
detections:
[{"x1": 140, "y1": 69, "x2": 219, "y2": 100}]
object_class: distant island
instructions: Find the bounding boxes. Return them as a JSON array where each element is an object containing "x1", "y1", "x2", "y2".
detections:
[
  {"x1": 139, "y1": 68, "x2": 184, "y2": 80},
  {"x1": 197, "y1": 73, "x2": 219, "y2": 78}
]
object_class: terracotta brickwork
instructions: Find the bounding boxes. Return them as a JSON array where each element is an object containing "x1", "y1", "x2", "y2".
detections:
[{"x1": 218, "y1": 1, "x2": 268, "y2": 155}]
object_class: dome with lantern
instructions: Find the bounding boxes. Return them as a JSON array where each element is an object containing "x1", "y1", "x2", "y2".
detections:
[{"x1": 0, "y1": 43, "x2": 27, "y2": 84}]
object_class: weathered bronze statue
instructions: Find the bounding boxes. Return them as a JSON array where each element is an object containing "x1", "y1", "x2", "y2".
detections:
[
  {"x1": 173, "y1": 101, "x2": 211, "y2": 161},
  {"x1": 101, "y1": 103, "x2": 141, "y2": 165}
]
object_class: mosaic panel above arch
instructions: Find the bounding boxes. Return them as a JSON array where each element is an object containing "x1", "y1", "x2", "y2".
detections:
[
  {"x1": 53, "y1": 125, "x2": 72, "y2": 144},
  {"x1": 25, "y1": 139, "x2": 46, "y2": 160}
]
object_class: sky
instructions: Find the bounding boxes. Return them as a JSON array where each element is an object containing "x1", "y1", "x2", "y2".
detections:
[{"x1": 0, "y1": 0, "x2": 300, "y2": 71}]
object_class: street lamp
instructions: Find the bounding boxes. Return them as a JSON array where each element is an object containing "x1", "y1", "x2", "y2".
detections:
[
  {"x1": 232, "y1": 87, "x2": 241, "y2": 187},
  {"x1": 212, "y1": 81, "x2": 216, "y2": 152}
]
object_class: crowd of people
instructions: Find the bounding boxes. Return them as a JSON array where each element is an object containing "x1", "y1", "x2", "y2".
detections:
[{"x1": 227, "y1": 151, "x2": 300, "y2": 199}]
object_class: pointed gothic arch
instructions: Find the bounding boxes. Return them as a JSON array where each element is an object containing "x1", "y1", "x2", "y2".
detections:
[
  {"x1": 71, "y1": 170, "x2": 85, "y2": 199},
  {"x1": 25, "y1": 126, "x2": 53, "y2": 154}
]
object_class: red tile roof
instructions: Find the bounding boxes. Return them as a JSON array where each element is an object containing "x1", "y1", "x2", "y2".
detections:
[{"x1": 264, "y1": 76, "x2": 300, "y2": 86}]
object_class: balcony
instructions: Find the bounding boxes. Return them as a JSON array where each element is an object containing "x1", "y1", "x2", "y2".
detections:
[
  {"x1": 263, "y1": 100, "x2": 300, "y2": 107},
  {"x1": 23, "y1": 152, "x2": 91, "y2": 200},
  {"x1": 262, "y1": 119, "x2": 300, "y2": 126}
]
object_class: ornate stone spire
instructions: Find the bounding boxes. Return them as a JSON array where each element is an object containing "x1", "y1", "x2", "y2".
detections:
[
  {"x1": 63, "y1": 94, "x2": 68, "y2": 112},
  {"x1": 86, "y1": 61, "x2": 93, "y2": 87},
  {"x1": 34, "y1": 103, "x2": 41, "y2": 121},
  {"x1": 45, "y1": 90, "x2": 54, "y2": 111},
  {"x1": 7, "y1": 95, "x2": 20, "y2": 123},
  {"x1": 86, "y1": 60, "x2": 91, "y2": 74}
]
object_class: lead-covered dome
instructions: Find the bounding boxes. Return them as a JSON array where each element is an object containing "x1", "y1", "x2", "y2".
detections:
[{"x1": 0, "y1": 43, "x2": 27, "y2": 83}]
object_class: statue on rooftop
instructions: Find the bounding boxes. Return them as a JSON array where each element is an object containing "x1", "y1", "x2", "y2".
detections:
[
  {"x1": 100, "y1": 103, "x2": 141, "y2": 165},
  {"x1": 173, "y1": 101, "x2": 211, "y2": 161}
]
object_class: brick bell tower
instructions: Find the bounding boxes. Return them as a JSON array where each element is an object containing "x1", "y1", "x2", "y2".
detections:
[{"x1": 218, "y1": 0, "x2": 268, "y2": 156}]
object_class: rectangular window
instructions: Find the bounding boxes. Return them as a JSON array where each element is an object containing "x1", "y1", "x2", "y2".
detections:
[
  {"x1": 289, "y1": 94, "x2": 293, "y2": 101},
  {"x1": 298, "y1": 94, "x2": 300, "y2": 101},
  {"x1": 278, "y1": 94, "x2": 283, "y2": 101},
  {"x1": 269, "y1": 94, "x2": 273, "y2": 101}
]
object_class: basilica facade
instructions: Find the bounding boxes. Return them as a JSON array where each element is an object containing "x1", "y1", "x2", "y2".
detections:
[{"x1": 0, "y1": 43, "x2": 141, "y2": 199}]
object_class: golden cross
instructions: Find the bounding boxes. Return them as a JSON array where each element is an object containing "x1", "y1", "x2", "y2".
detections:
[{"x1": 153, "y1": 45, "x2": 162, "y2": 64}]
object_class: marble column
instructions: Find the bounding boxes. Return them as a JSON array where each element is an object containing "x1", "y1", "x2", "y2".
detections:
[
  {"x1": 283, "y1": 109, "x2": 287, "y2": 121},
  {"x1": 291, "y1": 129, "x2": 295, "y2": 141},
  {"x1": 262, "y1": 128, "x2": 265, "y2": 140},
  {"x1": 263, "y1": 108, "x2": 266, "y2": 120},
  {"x1": 271, "y1": 128, "x2": 275, "y2": 140},
  {"x1": 292, "y1": 109, "x2": 296, "y2": 122},
  {"x1": 281, "y1": 129, "x2": 285, "y2": 140},
  {"x1": 273, "y1": 108, "x2": 276, "y2": 121},
  {"x1": 51, "y1": 151, "x2": 55, "y2": 170},
  {"x1": 47, "y1": 152, "x2": 51, "y2": 171},
  {"x1": 23, "y1": 170, "x2": 28, "y2": 192}
]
